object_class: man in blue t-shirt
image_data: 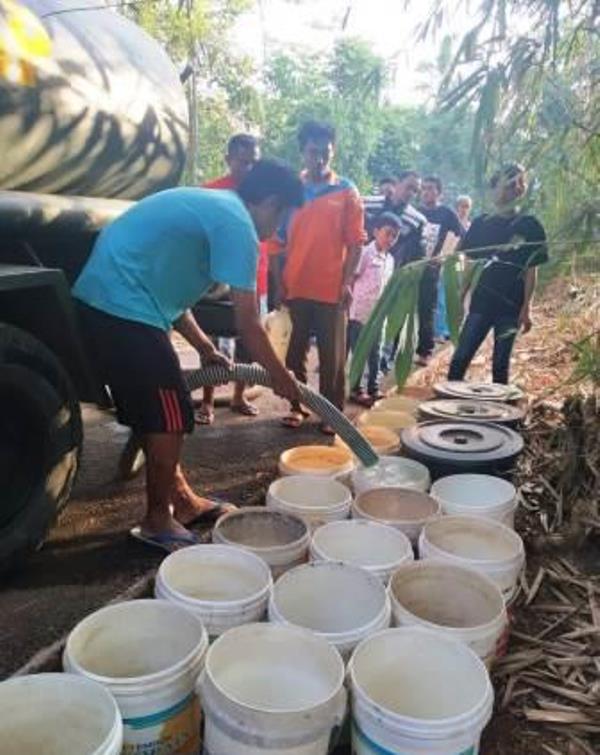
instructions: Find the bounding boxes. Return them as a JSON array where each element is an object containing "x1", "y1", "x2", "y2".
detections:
[{"x1": 74, "y1": 160, "x2": 303, "y2": 552}]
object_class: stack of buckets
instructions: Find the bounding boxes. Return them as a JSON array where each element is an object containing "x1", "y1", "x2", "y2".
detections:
[{"x1": 1, "y1": 387, "x2": 527, "y2": 755}]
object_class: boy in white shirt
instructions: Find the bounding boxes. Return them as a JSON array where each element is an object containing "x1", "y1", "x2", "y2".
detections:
[{"x1": 347, "y1": 212, "x2": 401, "y2": 405}]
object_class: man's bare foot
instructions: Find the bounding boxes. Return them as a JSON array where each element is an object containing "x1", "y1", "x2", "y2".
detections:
[{"x1": 172, "y1": 473, "x2": 236, "y2": 525}]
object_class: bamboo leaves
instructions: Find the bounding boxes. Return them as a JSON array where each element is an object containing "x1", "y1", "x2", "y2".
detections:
[
  {"x1": 349, "y1": 260, "x2": 426, "y2": 390},
  {"x1": 442, "y1": 255, "x2": 463, "y2": 345},
  {"x1": 383, "y1": 263, "x2": 424, "y2": 345},
  {"x1": 349, "y1": 253, "x2": 489, "y2": 390},
  {"x1": 348, "y1": 269, "x2": 405, "y2": 388},
  {"x1": 395, "y1": 299, "x2": 418, "y2": 387}
]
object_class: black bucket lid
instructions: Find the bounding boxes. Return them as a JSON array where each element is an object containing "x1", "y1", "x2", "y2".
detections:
[
  {"x1": 401, "y1": 421, "x2": 524, "y2": 466},
  {"x1": 433, "y1": 381, "x2": 524, "y2": 403},
  {"x1": 419, "y1": 399, "x2": 524, "y2": 427}
]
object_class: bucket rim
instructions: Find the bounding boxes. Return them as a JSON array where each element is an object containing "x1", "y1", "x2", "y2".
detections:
[
  {"x1": 353, "y1": 455, "x2": 430, "y2": 477},
  {"x1": 156, "y1": 544, "x2": 273, "y2": 609},
  {"x1": 269, "y1": 474, "x2": 353, "y2": 498},
  {"x1": 352, "y1": 488, "x2": 441, "y2": 525},
  {"x1": 348, "y1": 627, "x2": 494, "y2": 734},
  {"x1": 268, "y1": 498, "x2": 352, "y2": 516},
  {"x1": 437, "y1": 497, "x2": 518, "y2": 515},
  {"x1": 64, "y1": 599, "x2": 208, "y2": 688},
  {"x1": 420, "y1": 516, "x2": 525, "y2": 566},
  {"x1": 203, "y1": 622, "x2": 346, "y2": 715},
  {"x1": 269, "y1": 593, "x2": 392, "y2": 648},
  {"x1": 270, "y1": 562, "x2": 391, "y2": 641},
  {"x1": 0, "y1": 672, "x2": 123, "y2": 755},
  {"x1": 388, "y1": 561, "x2": 507, "y2": 635},
  {"x1": 431, "y1": 473, "x2": 516, "y2": 497},
  {"x1": 311, "y1": 520, "x2": 414, "y2": 571},
  {"x1": 279, "y1": 447, "x2": 355, "y2": 475},
  {"x1": 213, "y1": 507, "x2": 311, "y2": 554}
]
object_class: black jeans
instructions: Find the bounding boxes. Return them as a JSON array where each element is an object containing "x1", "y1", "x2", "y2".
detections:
[
  {"x1": 417, "y1": 265, "x2": 439, "y2": 358},
  {"x1": 448, "y1": 311, "x2": 519, "y2": 384},
  {"x1": 347, "y1": 319, "x2": 383, "y2": 394}
]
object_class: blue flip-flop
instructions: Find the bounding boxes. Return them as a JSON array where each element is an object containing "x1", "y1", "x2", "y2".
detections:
[{"x1": 129, "y1": 527, "x2": 200, "y2": 554}]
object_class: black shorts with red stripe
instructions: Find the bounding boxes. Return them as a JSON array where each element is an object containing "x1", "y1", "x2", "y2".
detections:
[{"x1": 77, "y1": 303, "x2": 194, "y2": 435}]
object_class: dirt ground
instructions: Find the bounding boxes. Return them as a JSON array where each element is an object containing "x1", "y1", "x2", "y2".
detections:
[
  {"x1": 414, "y1": 276, "x2": 600, "y2": 755},
  {"x1": 1, "y1": 280, "x2": 598, "y2": 754}
]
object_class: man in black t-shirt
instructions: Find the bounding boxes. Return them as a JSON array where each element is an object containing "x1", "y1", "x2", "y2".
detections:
[
  {"x1": 448, "y1": 164, "x2": 548, "y2": 384},
  {"x1": 379, "y1": 169, "x2": 427, "y2": 372},
  {"x1": 383, "y1": 170, "x2": 427, "y2": 267},
  {"x1": 417, "y1": 175, "x2": 465, "y2": 365}
]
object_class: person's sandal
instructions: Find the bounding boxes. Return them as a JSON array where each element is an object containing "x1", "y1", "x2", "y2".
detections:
[
  {"x1": 194, "y1": 406, "x2": 215, "y2": 425},
  {"x1": 129, "y1": 527, "x2": 200, "y2": 554},
  {"x1": 319, "y1": 423, "x2": 336, "y2": 436},
  {"x1": 230, "y1": 401, "x2": 259, "y2": 417},
  {"x1": 281, "y1": 411, "x2": 304, "y2": 428},
  {"x1": 350, "y1": 390, "x2": 372, "y2": 407}
]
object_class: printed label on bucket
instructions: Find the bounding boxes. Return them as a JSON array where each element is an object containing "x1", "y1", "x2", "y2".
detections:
[
  {"x1": 122, "y1": 692, "x2": 201, "y2": 754},
  {"x1": 352, "y1": 723, "x2": 476, "y2": 755}
]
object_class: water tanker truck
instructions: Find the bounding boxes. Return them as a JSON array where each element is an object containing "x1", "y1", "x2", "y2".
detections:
[{"x1": 0, "y1": 0, "x2": 189, "y2": 571}]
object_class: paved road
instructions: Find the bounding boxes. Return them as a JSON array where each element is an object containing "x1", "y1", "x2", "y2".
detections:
[{"x1": 0, "y1": 345, "x2": 336, "y2": 677}]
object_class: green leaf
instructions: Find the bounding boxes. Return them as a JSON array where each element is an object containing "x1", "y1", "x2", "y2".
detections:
[
  {"x1": 461, "y1": 258, "x2": 486, "y2": 295},
  {"x1": 443, "y1": 255, "x2": 463, "y2": 345},
  {"x1": 349, "y1": 272, "x2": 405, "y2": 387},
  {"x1": 394, "y1": 303, "x2": 418, "y2": 389},
  {"x1": 384, "y1": 267, "x2": 421, "y2": 344}
]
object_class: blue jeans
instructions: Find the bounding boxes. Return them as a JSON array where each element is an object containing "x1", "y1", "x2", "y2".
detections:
[
  {"x1": 435, "y1": 276, "x2": 450, "y2": 339},
  {"x1": 347, "y1": 319, "x2": 382, "y2": 394},
  {"x1": 448, "y1": 311, "x2": 519, "y2": 384},
  {"x1": 380, "y1": 335, "x2": 398, "y2": 375}
]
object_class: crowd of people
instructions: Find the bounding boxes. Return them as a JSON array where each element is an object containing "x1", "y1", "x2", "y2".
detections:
[{"x1": 72, "y1": 119, "x2": 547, "y2": 552}]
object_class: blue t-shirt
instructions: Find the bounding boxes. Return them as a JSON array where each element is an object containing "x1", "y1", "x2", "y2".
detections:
[{"x1": 73, "y1": 188, "x2": 258, "y2": 330}]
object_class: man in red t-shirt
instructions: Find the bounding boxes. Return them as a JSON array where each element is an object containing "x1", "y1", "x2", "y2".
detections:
[{"x1": 199, "y1": 134, "x2": 268, "y2": 423}]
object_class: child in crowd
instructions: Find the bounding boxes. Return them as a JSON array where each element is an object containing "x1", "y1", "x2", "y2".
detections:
[{"x1": 347, "y1": 212, "x2": 401, "y2": 405}]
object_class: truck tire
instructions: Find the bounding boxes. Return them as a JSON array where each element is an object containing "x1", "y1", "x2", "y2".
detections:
[{"x1": 0, "y1": 324, "x2": 83, "y2": 572}]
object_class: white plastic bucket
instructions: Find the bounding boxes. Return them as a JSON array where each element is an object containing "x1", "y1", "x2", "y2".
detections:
[
  {"x1": 372, "y1": 395, "x2": 422, "y2": 416},
  {"x1": 431, "y1": 474, "x2": 518, "y2": 528},
  {"x1": 310, "y1": 520, "x2": 413, "y2": 584},
  {"x1": 264, "y1": 306, "x2": 292, "y2": 362},
  {"x1": 389, "y1": 562, "x2": 507, "y2": 666},
  {"x1": 353, "y1": 487, "x2": 440, "y2": 545},
  {"x1": 155, "y1": 544, "x2": 272, "y2": 637},
  {"x1": 267, "y1": 475, "x2": 352, "y2": 531},
  {"x1": 63, "y1": 599, "x2": 208, "y2": 753},
  {"x1": 349, "y1": 628, "x2": 494, "y2": 755},
  {"x1": 357, "y1": 410, "x2": 417, "y2": 433},
  {"x1": 278, "y1": 445, "x2": 355, "y2": 479},
  {"x1": 0, "y1": 673, "x2": 122, "y2": 755},
  {"x1": 213, "y1": 507, "x2": 310, "y2": 579},
  {"x1": 419, "y1": 515, "x2": 525, "y2": 602},
  {"x1": 200, "y1": 623, "x2": 346, "y2": 755},
  {"x1": 335, "y1": 424, "x2": 400, "y2": 456},
  {"x1": 269, "y1": 561, "x2": 391, "y2": 660},
  {"x1": 352, "y1": 456, "x2": 430, "y2": 497}
]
